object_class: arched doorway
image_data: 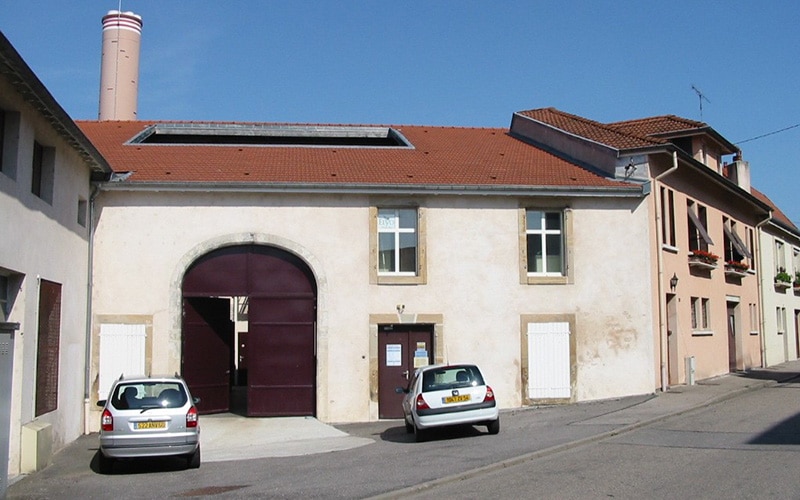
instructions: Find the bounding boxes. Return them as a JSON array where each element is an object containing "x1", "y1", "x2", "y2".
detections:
[{"x1": 182, "y1": 244, "x2": 317, "y2": 417}]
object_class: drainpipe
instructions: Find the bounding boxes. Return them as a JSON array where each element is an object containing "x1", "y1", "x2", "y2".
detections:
[
  {"x1": 653, "y1": 151, "x2": 679, "y2": 393},
  {"x1": 754, "y1": 212, "x2": 773, "y2": 368},
  {"x1": 83, "y1": 185, "x2": 101, "y2": 435}
]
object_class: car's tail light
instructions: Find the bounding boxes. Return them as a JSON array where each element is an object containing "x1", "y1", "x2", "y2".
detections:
[
  {"x1": 415, "y1": 394, "x2": 430, "y2": 410},
  {"x1": 483, "y1": 386, "x2": 496, "y2": 403},
  {"x1": 101, "y1": 409, "x2": 113, "y2": 431},
  {"x1": 186, "y1": 406, "x2": 198, "y2": 428}
]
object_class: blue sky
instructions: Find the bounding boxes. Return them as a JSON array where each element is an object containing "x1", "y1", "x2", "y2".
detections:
[{"x1": 2, "y1": 2, "x2": 798, "y2": 225}]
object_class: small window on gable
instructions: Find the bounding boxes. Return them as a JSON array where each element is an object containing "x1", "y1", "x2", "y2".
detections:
[
  {"x1": 0, "y1": 110, "x2": 19, "y2": 180},
  {"x1": 31, "y1": 141, "x2": 55, "y2": 204},
  {"x1": 77, "y1": 198, "x2": 88, "y2": 227},
  {"x1": 687, "y1": 200, "x2": 712, "y2": 252}
]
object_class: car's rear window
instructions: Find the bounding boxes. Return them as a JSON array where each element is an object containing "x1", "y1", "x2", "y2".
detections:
[
  {"x1": 421, "y1": 366, "x2": 484, "y2": 392},
  {"x1": 110, "y1": 381, "x2": 188, "y2": 410}
]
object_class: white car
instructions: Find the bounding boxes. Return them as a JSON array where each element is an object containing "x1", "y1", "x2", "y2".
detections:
[
  {"x1": 96, "y1": 375, "x2": 201, "y2": 473},
  {"x1": 399, "y1": 364, "x2": 499, "y2": 442}
]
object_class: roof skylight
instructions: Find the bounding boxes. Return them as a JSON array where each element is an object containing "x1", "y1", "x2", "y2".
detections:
[{"x1": 128, "y1": 123, "x2": 413, "y2": 148}]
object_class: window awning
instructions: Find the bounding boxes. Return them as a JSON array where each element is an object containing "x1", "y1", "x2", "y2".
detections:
[
  {"x1": 688, "y1": 206, "x2": 714, "y2": 246},
  {"x1": 724, "y1": 224, "x2": 753, "y2": 260}
]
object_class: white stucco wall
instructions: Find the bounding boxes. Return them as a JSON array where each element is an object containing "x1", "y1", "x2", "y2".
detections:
[
  {"x1": 759, "y1": 228, "x2": 800, "y2": 366},
  {"x1": 89, "y1": 189, "x2": 654, "y2": 425},
  {"x1": 0, "y1": 79, "x2": 93, "y2": 477}
]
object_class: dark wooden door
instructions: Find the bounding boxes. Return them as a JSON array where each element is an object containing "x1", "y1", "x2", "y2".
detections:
[
  {"x1": 182, "y1": 297, "x2": 233, "y2": 413},
  {"x1": 728, "y1": 305, "x2": 737, "y2": 372},
  {"x1": 248, "y1": 294, "x2": 316, "y2": 416},
  {"x1": 378, "y1": 325, "x2": 433, "y2": 419}
]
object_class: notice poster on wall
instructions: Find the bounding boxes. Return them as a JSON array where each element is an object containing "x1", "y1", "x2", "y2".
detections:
[
  {"x1": 386, "y1": 344, "x2": 402, "y2": 366},
  {"x1": 414, "y1": 342, "x2": 429, "y2": 368}
]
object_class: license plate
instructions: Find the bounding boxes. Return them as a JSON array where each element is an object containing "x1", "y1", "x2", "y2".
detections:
[
  {"x1": 135, "y1": 421, "x2": 166, "y2": 430},
  {"x1": 443, "y1": 394, "x2": 471, "y2": 404}
]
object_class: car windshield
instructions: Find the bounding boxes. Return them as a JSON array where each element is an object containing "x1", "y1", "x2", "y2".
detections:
[
  {"x1": 421, "y1": 365, "x2": 484, "y2": 392},
  {"x1": 110, "y1": 381, "x2": 188, "y2": 410}
]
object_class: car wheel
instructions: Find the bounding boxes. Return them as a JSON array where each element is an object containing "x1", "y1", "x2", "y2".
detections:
[
  {"x1": 487, "y1": 417, "x2": 500, "y2": 435},
  {"x1": 97, "y1": 451, "x2": 114, "y2": 474},
  {"x1": 186, "y1": 445, "x2": 201, "y2": 469},
  {"x1": 404, "y1": 419, "x2": 413, "y2": 434},
  {"x1": 413, "y1": 423, "x2": 428, "y2": 442}
]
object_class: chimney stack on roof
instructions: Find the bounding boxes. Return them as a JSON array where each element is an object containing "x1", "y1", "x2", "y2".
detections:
[{"x1": 98, "y1": 10, "x2": 142, "y2": 121}]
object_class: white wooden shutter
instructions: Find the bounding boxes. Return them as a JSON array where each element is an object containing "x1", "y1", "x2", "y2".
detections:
[
  {"x1": 98, "y1": 323, "x2": 146, "y2": 399},
  {"x1": 527, "y1": 322, "x2": 571, "y2": 399}
]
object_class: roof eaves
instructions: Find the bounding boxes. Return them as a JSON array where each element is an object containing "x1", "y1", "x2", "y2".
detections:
[
  {"x1": 95, "y1": 180, "x2": 645, "y2": 198},
  {"x1": 674, "y1": 149, "x2": 772, "y2": 214}
]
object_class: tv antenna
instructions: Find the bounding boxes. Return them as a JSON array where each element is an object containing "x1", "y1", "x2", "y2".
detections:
[{"x1": 691, "y1": 85, "x2": 710, "y2": 120}]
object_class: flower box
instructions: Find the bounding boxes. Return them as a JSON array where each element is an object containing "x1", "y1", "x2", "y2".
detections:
[
  {"x1": 688, "y1": 250, "x2": 719, "y2": 270},
  {"x1": 724, "y1": 266, "x2": 748, "y2": 278},
  {"x1": 775, "y1": 281, "x2": 791, "y2": 290}
]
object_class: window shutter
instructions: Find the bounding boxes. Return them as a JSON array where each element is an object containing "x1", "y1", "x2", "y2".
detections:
[
  {"x1": 527, "y1": 322, "x2": 571, "y2": 399},
  {"x1": 98, "y1": 324, "x2": 146, "y2": 399}
]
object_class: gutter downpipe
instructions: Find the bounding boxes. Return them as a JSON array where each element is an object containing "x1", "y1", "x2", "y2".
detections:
[
  {"x1": 83, "y1": 185, "x2": 101, "y2": 435},
  {"x1": 755, "y1": 212, "x2": 773, "y2": 368},
  {"x1": 654, "y1": 151, "x2": 679, "y2": 393}
]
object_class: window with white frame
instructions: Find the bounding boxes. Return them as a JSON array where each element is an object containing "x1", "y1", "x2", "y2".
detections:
[
  {"x1": 691, "y1": 296, "x2": 710, "y2": 331},
  {"x1": 687, "y1": 200, "x2": 712, "y2": 252},
  {"x1": 777, "y1": 307, "x2": 787, "y2": 335},
  {"x1": 526, "y1": 209, "x2": 565, "y2": 276},
  {"x1": 793, "y1": 247, "x2": 800, "y2": 282},
  {"x1": 377, "y1": 208, "x2": 418, "y2": 276},
  {"x1": 775, "y1": 239, "x2": 786, "y2": 273},
  {"x1": 660, "y1": 187, "x2": 676, "y2": 248}
]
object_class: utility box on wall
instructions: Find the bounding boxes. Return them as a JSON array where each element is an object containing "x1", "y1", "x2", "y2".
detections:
[
  {"x1": 685, "y1": 356, "x2": 696, "y2": 386},
  {"x1": 21, "y1": 421, "x2": 52, "y2": 473}
]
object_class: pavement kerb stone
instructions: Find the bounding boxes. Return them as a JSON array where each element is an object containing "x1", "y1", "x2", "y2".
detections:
[{"x1": 367, "y1": 374, "x2": 785, "y2": 500}]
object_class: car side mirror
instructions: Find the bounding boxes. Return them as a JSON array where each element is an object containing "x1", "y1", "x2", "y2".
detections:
[
  {"x1": 395, "y1": 387, "x2": 408, "y2": 394},
  {"x1": 96, "y1": 400, "x2": 106, "y2": 407}
]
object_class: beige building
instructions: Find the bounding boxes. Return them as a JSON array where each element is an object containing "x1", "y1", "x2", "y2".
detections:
[
  {"x1": 77, "y1": 119, "x2": 658, "y2": 428},
  {"x1": 513, "y1": 109, "x2": 773, "y2": 389},
  {"x1": 0, "y1": 33, "x2": 111, "y2": 487}
]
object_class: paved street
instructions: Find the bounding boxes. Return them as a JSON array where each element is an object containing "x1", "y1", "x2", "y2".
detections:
[{"x1": 8, "y1": 361, "x2": 800, "y2": 499}]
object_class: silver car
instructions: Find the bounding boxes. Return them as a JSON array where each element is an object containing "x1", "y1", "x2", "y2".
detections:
[
  {"x1": 399, "y1": 364, "x2": 499, "y2": 442},
  {"x1": 96, "y1": 375, "x2": 200, "y2": 473}
]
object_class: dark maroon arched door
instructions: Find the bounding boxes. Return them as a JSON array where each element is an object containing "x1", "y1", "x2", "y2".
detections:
[{"x1": 182, "y1": 245, "x2": 317, "y2": 416}]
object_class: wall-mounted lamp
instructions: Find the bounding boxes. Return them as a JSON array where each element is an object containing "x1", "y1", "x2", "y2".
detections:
[
  {"x1": 396, "y1": 304, "x2": 405, "y2": 314},
  {"x1": 670, "y1": 273, "x2": 679, "y2": 291}
]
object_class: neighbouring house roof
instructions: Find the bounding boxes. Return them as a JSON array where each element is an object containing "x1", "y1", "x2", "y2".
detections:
[
  {"x1": 515, "y1": 108, "x2": 666, "y2": 151},
  {"x1": 751, "y1": 188, "x2": 800, "y2": 236},
  {"x1": 76, "y1": 120, "x2": 642, "y2": 195},
  {"x1": 609, "y1": 115, "x2": 738, "y2": 155},
  {"x1": 0, "y1": 32, "x2": 111, "y2": 178}
]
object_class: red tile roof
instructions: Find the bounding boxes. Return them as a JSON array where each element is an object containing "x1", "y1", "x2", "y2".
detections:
[
  {"x1": 77, "y1": 120, "x2": 636, "y2": 190},
  {"x1": 751, "y1": 188, "x2": 799, "y2": 232},
  {"x1": 609, "y1": 115, "x2": 708, "y2": 137},
  {"x1": 516, "y1": 108, "x2": 665, "y2": 150}
]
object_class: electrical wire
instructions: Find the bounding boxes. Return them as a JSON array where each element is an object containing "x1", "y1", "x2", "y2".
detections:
[{"x1": 736, "y1": 123, "x2": 800, "y2": 144}]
